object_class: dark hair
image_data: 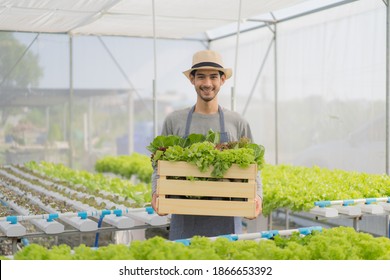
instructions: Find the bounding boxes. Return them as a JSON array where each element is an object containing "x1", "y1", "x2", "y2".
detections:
[{"x1": 190, "y1": 70, "x2": 225, "y2": 78}]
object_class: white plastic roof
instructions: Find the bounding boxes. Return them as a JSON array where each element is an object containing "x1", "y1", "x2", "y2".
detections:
[{"x1": 0, "y1": 0, "x2": 312, "y2": 39}]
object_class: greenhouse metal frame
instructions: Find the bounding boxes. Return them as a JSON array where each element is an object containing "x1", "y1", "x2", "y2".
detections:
[{"x1": 0, "y1": 0, "x2": 389, "y2": 173}]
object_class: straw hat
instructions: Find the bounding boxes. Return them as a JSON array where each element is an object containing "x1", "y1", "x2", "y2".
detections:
[{"x1": 183, "y1": 50, "x2": 232, "y2": 80}]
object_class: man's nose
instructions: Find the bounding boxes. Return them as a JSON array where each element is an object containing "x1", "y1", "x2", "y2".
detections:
[{"x1": 203, "y1": 77, "x2": 212, "y2": 86}]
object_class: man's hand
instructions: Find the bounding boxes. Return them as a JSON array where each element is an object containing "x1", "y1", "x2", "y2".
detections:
[
  {"x1": 151, "y1": 192, "x2": 167, "y2": 216},
  {"x1": 245, "y1": 195, "x2": 263, "y2": 220}
]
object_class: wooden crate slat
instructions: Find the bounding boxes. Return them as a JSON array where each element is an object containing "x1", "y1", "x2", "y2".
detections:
[
  {"x1": 157, "y1": 160, "x2": 257, "y2": 217},
  {"x1": 158, "y1": 160, "x2": 257, "y2": 179},
  {"x1": 158, "y1": 198, "x2": 255, "y2": 217},
  {"x1": 158, "y1": 179, "x2": 256, "y2": 198}
]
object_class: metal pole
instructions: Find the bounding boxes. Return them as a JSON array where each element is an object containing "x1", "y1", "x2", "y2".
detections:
[
  {"x1": 153, "y1": 81, "x2": 157, "y2": 138},
  {"x1": 210, "y1": 1, "x2": 357, "y2": 42},
  {"x1": 12, "y1": 238, "x2": 17, "y2": 255},
  {"x1": 231, "y1": 0, "x2": 242, "y2": 112},
  {"x1": 285, "y1": 209, "x2": 290, "y2": 229},
  {"x1": 128, "y1": 91, "x2": 134, "y2": 154},
  {"x1": 68, "y1": 35, "x2": 74, "y2": 168},
  {"x1": 63, "y1": 103, "x2": 67, "y2": 141},
  {"x1": 45, "y1": 106, "x2": 49, "y2": 159},
  {"x1": 272, "y1": 15, "x2": 279, "y2": 165},
  {"x1": 87, "y1": 97, "x2": 93, "y2": 166},
  {"x1": 386, "y1": 0, "x2": 390, "y2": 175},
  {"x1": 267, "y1": 212, "x2": 273, "y2": 230},
  {"x1": 242, "y1": 37, "x2": 274, "y2": 116},
  {"x1": 97, "y1": 37, "x2": 152, "y2": 115},
  {"x1": 353, "y1": 217, "x2": 360, "y2": 232},
  {"x1": 45, "y1": 107, "x2": 50, "y2": 141},
  {"x1": 0, "y1": 33, "x2": 40, "y2": 87},
  {"x1": 152, "y1": 0, "x2": 158, "y2": 138}
]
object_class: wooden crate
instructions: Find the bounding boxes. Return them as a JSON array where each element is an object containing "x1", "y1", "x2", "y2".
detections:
[{"x1": 157, "y1": 160, "x2": 257, "y2": 217}]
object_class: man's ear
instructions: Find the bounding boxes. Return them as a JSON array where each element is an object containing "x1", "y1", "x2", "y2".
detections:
[
  {"x1": 190, "y1": 75, "x2": 195, "y2": 85},
  {"x1": 220, "y1": 74, "x2": 226, "y2": 85}
]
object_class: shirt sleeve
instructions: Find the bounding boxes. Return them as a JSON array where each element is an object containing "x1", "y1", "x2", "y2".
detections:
[
  {"x1": 242, "y1": 119, "x2": 253, "y2": 140},
  {"x1": 161, "y1": 115, "x2": 172, "y2": 136}
]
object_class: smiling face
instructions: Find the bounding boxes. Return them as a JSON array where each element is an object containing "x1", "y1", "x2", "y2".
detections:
[{"x1": 190, "y1": 69, "x2": 226, "y2": 103}]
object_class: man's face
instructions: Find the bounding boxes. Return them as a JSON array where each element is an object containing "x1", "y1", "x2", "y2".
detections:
[{"x1": 190, "y1": 69, "x2": 226, "y2": 102}]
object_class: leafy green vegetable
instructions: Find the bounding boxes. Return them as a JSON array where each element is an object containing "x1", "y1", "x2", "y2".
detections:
[
  {"x1": 185, "y1": 142, "x2": 217, "y2": 172},
  {"x1": 184, "y1": 133, "x2": 206, "y2": 147},
  {"x1": 146, "y1": 135, "x2": 182, "y2": 153},
  {"x1": 95, "y1": 153, "x2": 153, "y2": 183},
  {"x1": 11, "y1": 227, "x2": 390, "y2": 260},
  {"x1": 25, "y1": 161, "x2": 151, "y2": 207},
  {"x1": 148, "y1": 131, "x2": 266, "y2": 177},
  {"x1": 204, "y1": 130, "x2": 220, "y2": 144},
  {"x1": 261, "y1": 164, "x2": 390, "y2": 215}
]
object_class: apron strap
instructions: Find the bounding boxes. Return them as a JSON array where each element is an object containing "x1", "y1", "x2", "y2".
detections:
[
  {"x1": 184, "y1": 105, "x2": 196, "y2": 138},
  {"x1": 218, "y1": 105, "x2": 228, "y2": 143},
  {"x1": 184, "y1": 105, "x2": 228, "y2": 143}
]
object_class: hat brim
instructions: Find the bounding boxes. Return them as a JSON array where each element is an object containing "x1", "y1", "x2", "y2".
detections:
[{"x1": 183, "y1": 66, "x2": 232, "y2": 80}]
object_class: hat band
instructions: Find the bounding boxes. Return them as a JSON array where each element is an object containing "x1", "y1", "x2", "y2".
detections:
[{"x1": 191, "y1": 62, "x2": 223, "y2": 69}]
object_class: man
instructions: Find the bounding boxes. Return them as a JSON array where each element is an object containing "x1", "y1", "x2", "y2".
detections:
[{"x1": 151, "y1": 49, "x2": 262, "y2": 240}]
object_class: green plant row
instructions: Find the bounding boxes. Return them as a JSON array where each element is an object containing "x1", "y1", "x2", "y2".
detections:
[
  {"x1": 261, "y1": 164, "x2": 390, "y2": 215},
  {"x1": 94, "y1": 153, "x2": 153, "y2": 183},
  {"x1": 3, "y1": 165, "x2": 135, "y2": 210},
  {"x1": 24, "y1": 161, "x2": 151, "y2": 207},
  {"x1": 4, "y1": 227, "x2": 390, "y2": 260},
  {"x1": 22, "y1": 161, "x2": 390, "y2": 216}
]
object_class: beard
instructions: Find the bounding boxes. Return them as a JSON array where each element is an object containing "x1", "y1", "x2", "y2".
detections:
[{"x1": 197, "y1": 86, "x2": 218, "y2": 102}]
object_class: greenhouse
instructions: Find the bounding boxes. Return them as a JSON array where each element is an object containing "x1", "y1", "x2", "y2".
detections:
[{"x1": 1, "y1": 0, "x2": 390, "y2": 269}]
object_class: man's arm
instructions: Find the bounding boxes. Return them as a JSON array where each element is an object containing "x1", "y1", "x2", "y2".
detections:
[
  {"x1": 242, "y1": 119, "x2": 263, "y2": 218},
  {"x1": 150, "y1": 115, "x2": 171, "y2": 215},
  {"x1": 151, "y1": 163, "x2": 168, "y2": 216}
]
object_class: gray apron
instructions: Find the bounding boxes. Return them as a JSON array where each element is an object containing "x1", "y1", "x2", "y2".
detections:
[{"x1": 168, "y1": 105, "x2": 241, "y2": 240}]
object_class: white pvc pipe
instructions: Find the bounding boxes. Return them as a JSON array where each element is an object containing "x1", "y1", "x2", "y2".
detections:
[
  {"x1": 315, "y1": 197, "x2": 390, "y2": 207},
  {"x1": 174, "y1": 227, "x2": 322, "y2": 244},
  {"x1": 0, "y1": 208, "x2": 150, "y2": 223}
]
